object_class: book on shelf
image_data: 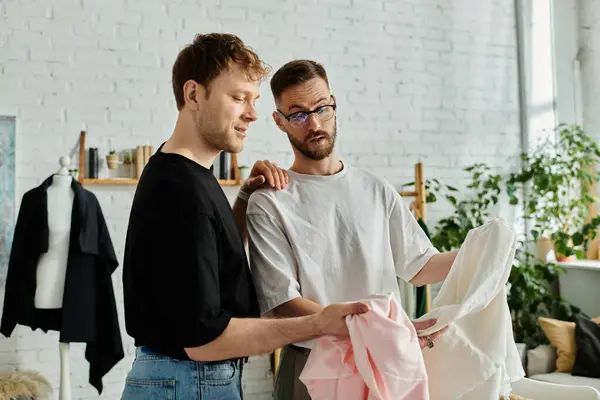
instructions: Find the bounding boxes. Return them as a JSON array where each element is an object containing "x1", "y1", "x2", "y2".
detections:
[{"x1": 213, "y1": 152, "x2": 234, "y2": 180}]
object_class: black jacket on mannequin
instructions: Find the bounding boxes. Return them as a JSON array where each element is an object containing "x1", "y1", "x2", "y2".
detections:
[{"x1": 0, "y1": 175, "x2": 124, "y2": 394}]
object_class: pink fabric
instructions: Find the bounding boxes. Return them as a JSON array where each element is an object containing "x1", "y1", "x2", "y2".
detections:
[{"x1": 299, "y1": 293, "x2": 429, "y2": 400}]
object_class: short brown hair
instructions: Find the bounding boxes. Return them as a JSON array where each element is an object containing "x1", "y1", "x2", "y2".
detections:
[
  {"x1": 172, "y1": 33, "x2": 271, "y2": 110},
  {"x1": 270, "y1": 60, "x2": 329, "y2": 101}
]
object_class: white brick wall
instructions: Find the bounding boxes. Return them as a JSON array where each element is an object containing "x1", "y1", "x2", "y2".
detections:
[{"x1": 0, "y1": 0, "x2": 521, "y2": 398}]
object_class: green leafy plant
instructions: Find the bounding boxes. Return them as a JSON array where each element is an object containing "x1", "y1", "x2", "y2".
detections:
[
  {"x1": 506, "y1": 124, "x2": 600, "y2": 259},
  {"x1": 508, "y1": 249, "x2": 581, "y2": 348},
  {"x1": 409, "y1": 161, "x2": 582, "y2": 348},
  {"x1": 408, "y1": 163, "x2": 503, "y2": 251}
]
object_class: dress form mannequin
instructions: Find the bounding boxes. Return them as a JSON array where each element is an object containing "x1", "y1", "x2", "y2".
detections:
[{"x1": 35, "y1": 155, "x2": 74, "y2": 400}]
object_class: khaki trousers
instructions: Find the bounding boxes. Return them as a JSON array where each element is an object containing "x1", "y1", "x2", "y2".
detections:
[{"x1": 274, "y1": 345, "x2": 311, "y2": 400}]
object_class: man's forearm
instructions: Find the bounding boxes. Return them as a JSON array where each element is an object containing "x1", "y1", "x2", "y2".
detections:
[
  {"x1": 184, "y1": 315, "x2": 321, "y2": 362},
  {"x1": 409, "y1": 250, "x2": 458, "y2": 286},
  {"x1": 272, "y1": 297, "x2": 324, "y2": 318},
  {"x1": 232, "y1": 197, "x2": 248, "y2": 245}
]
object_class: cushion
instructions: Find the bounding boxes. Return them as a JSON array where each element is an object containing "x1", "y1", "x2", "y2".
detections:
[
  {"x1": 527, "y1": 344, "x2": 557, "y2": 376},
  {"x1": 572, "y1": 314, "x2": 600, "y2": 378},
  {"x1": 529, "y1": 372, "x2": 600, "y2": 392},
  {"x1": 508, "y1": 395, "x2": 532, "y2": 400},
  {"x1": 538, "y1": 316, "x2": 600, "y2": 372}
]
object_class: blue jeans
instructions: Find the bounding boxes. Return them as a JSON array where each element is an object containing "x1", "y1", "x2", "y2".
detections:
[{"x1": 121, "y1": 346, "x2": 244, "y2": 400}]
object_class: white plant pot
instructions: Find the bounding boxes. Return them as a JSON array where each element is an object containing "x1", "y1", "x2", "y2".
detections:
[{"x1": 240, "y1": 169, "x2": 250, "y2": 181}]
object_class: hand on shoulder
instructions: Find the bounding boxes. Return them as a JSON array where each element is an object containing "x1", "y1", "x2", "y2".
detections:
[{"x1": 241, "y1": 160, "x2": 289, "y2": 194}]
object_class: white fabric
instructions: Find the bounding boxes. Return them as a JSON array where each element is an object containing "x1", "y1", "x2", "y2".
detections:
[
  {"x1": 247, "y1": 163, "x2": 438, "y2": 348},
  {"x1": 529, "y1": 373, "x2": 600, "y2": 392},
  {"x1": 414, "y1": 218, "x2": 525, "y2": 399}
]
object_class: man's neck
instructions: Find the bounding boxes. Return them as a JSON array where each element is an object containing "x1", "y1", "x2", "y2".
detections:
[
  {"x1": 162, "y1": 114, "x2": 219, "y2": 169},
  {"x1": 290, "y1": 153, "x2": 343, "y2": 176}
]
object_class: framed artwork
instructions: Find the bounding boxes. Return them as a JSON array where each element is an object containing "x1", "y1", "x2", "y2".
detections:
[{"x1": 0, "y1": 116, "x2": 16, "y2": 272}]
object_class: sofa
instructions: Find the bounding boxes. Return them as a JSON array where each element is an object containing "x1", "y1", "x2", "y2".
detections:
[
  {"x1": 511, "y1": 377, "x2": 600, "y2": 399},
  {"x1": 508, "y1": 343, "x2": 600, "y2": 399},
  {"x1": 509, "y1": 314, "x2": 600, "y2": 398},
  {"x1": 523, "y1": 343, "x2": 600, "y2": 390}
]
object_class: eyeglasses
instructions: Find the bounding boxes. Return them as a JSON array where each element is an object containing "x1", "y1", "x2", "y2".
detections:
[{"x1": 277, "y1": 96, "x2": 337, "y2": 129}]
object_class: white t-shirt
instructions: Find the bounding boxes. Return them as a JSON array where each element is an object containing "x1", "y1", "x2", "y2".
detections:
[{"x1": 246, "y1": 162, "x2": 439, "y2": 347}]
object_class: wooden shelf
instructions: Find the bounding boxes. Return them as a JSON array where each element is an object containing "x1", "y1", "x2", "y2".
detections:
[
  {"x1": 82, "y1": 178, "x2": 138, "y2": 185},
  {"x1": 77, "y1": 131, "x2": 242, "y2": 187},
  {"x1": 81, "y1": 178, "x2": 240, "y2": 186},
  {"x1": 218, "y1": 180, "x2": 239, "y2": 186}
]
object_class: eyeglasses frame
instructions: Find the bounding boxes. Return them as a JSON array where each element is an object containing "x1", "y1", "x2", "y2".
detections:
[{"x1": 276, "y1": 94, "x2": 337, "y2": 127}]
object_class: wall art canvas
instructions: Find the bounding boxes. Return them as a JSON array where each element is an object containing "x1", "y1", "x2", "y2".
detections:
[{"x1": 0, "y1": 116, "x2": 16, "y2": 273}]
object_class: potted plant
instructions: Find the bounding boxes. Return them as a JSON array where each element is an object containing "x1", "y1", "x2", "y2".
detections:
[
  {"x1": 122, "y1": 150, "x2": 132, "y2": 165},
  {"x1": 410, "y1": 163, "x2": 503, "y2": 252},
  {"x1": 508, "y1": 248, "x2": 581, "y2": 348},
  {"x1": 106, "y1": 150, "x2": 119, "y2": 169},
  {"x1": 238, "y1": 165, "x2": 250, "y2": 181},
  {"x1": 506, "y1": 124, "x2": 600, "y2": 261},
  {"x1": 418, "y1": 163, "x2": 582, "y2": 349}
]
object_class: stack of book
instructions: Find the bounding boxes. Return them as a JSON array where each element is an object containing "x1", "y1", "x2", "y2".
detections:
[{"x1": 213, "y1": 152, "x2": 234, "y2": 180}]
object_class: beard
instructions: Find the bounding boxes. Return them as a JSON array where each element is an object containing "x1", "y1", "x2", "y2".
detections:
[{"x1": 287, "y1": 120, "x2": 337, "y2": 161}]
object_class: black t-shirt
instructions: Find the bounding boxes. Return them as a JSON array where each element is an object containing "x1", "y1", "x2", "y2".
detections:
[{"x1": 122, "y1": 146, "x2": 259, "y2": 360}]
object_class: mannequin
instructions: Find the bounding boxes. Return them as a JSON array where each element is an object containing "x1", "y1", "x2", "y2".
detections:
[
  {"x1": 34, "y1": 155, "x2": 74, "y2": 400},
  {"x1": 1, "y1": 153, "x2": 124, "y2": 395}
]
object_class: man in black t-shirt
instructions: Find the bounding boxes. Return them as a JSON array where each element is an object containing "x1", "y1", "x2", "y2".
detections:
[{"x1": 120, "y1": 33, "x2": 369, "y2": 400}]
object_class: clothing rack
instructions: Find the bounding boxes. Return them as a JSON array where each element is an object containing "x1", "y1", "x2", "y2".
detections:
[
  {"x1": 398, "y1": 162, "x2": 431, "y2": 314},
  {"x1": 271, "y1": 162, "x2": 431, "y2": 379},
  {"x1": 399, "y1": 162, "x2": 427, "y2": 222}
]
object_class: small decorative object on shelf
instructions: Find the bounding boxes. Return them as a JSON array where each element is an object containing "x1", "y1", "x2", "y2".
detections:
[
  {"x1": 88, "y1": 147, "x2": 98, "y2": 179},
  {"x1": 106, "y1": 150, "x2": 119, "y2": 169},
  {"x1": 135, "y1": 146, "x2": 144, "y2": 179},
  {"x1": 212, "y1": 152, "x2": 240, "y2": 185},
  {"x1": 122, "y1": 150, "x2": 133, "y2": 165},
  {"x1": 144, "y1": 146, "x2": 153, "y2": 165},
  {"x1": 238, "y1": 165, "x2": 250, "y2": 181},
  {"x1": 77, "y1": 130, "x2": 242, "y2": 186}
]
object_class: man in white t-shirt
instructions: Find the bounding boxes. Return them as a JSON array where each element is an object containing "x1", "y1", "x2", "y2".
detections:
[{"x1": 246, "y1": 60, "x2": 458, "y2": 400}]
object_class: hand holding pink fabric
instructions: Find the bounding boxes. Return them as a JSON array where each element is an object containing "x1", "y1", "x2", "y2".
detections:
[
  {"x1": 299, "y1": 293, "x2": 429, "y2": 400},
  {"x1": 299, "y1": 218, "x2": 525, "y2": 400}
]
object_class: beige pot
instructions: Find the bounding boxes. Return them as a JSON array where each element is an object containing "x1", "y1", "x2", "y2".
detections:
[
  {"x1": 535, "y1": 237, "x2": 555, "y2": 262},
  {"x1": 106, "y1": 155, "x2": 119, "y2": 169},
  {"x1": 536, "y1": 236, "x2": 577, "y2": 262}
]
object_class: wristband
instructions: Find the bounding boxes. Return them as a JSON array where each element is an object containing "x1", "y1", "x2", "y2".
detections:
[{"x1": 237, "y1": 188, "x2": 251, "y2": 202}]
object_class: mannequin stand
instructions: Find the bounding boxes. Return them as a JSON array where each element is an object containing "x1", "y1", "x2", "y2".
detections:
[
  {"x1": 58, "y1": 342, "x2": 71, "y2": 400},
  {"x1": 36, "y1": 156, "x2": 74, "y2": 400}
]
